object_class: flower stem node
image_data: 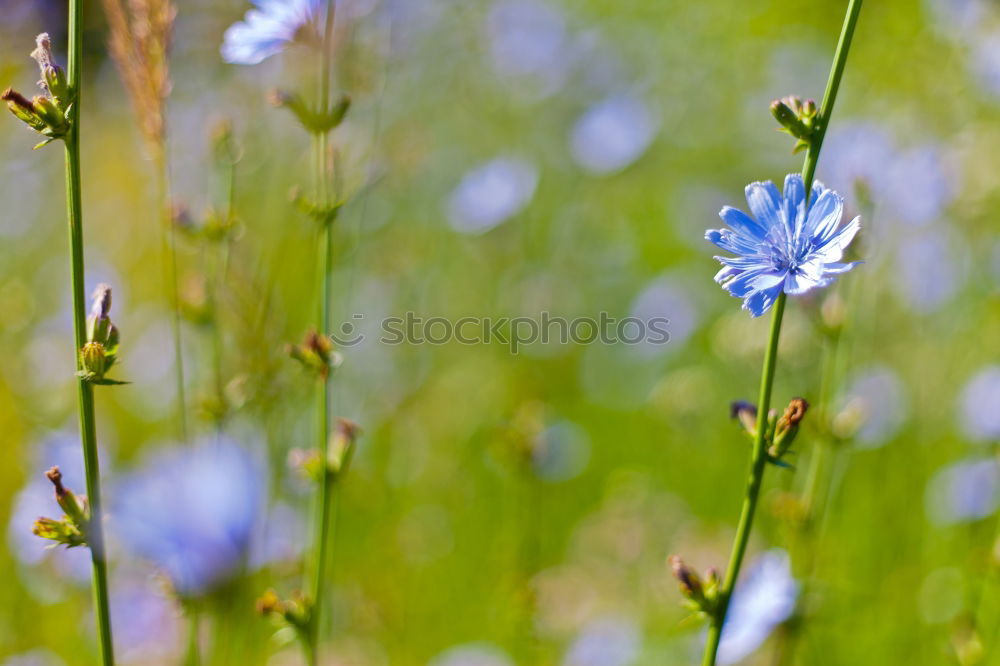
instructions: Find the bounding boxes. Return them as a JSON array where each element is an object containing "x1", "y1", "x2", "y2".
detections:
[
  {"x1": 78, "y1": 284, "x2": 128, "y2": 385},
  {"x1": 669, "y1": 555, "x2": 719, "y2": 617},
  {"x1": 286, "y1": 330, "x2": 342, "y2": 379},
  {"x1": 3, "y1": 34, "x2": 74, "y2": 148},
  {"x1": 269, "y1": 89, "x2": 351, "y2": 135},
  {"x1": 32, "y1": 466, "x2": 90, "y2": 549},
  {"x1": 288, "y1": 419, "x2": 361, "y2": 483},
  {"x1": 290, "y1": 186, "x2": 343, "y2": 227},
  {"x1": 770, "y1": 96, "x2": 819, "y2": 153},
  {"x1": 731, "y1": 397, "x2": 809, "y2": 467},
  {"x1": 256, "y1": 589, "x2": 314, "y2": 650}
]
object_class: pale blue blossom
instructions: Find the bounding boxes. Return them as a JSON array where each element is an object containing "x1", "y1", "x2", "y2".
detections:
[
  {"x1": 717, "y1": 549, "x2": 798, "y2": 665},
  {"x1": 112, "y1": 438, "x2": 266, "y2": 596},
  {"x1": 706, "y1": 174, "x2": 860, "y2": 317},
  {"x1": 570, "y1": 95, "x2": 657, "y2": 174},
  {"x1": 447, "y1": 157, "x2": 538, "y2": 234},
  {"x1": 958, "y1": 365, "x2": 1000, "y2": 442},
  {"x1": 926, "y1": 458, "x2": 999, "y2": 526},
  {"x1": 563, "y1": 616, "x2": 641, "y2": 666},
  {"x1": 221, "y1": 0, "x2": 322, "y2": 65},
  {"x1": 430, "y1": 643, "x2": 513, "y2": 666}
]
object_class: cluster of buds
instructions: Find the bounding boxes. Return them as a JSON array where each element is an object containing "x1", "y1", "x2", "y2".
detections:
[
  {"x1": 770, "y1": 95, "x2": 819, "y2": 153},
  {"x1": 289, "y1": 418, "x2": 361, "y2": 483},
  {"x1": 731, "y1": 397, "x2": 810, "y2": 467},
  {"x1": 287, "y1": 330, "x2": 342, "y2": 379},
  {"x1": 256, "y1": 588, "x2": 314, "y2": 646},
  {"x1": 79, "y1": 284, "x2": 126, "y2": 385},
  {"x1": 172, "y1": 204, "x2": 240, "y2": 244},
  {"x1": 669, "y1": 555, "x2": 720, "y2": 617},
  {"x1": 32, "y1": 467, "x2": 90, "y2": 549},
  {"x1": 269, "y1": 89, "x2": 350, "y2": 137},
  {"x1": 3, "y1": 34, "x2": 73, "y2": 149}
]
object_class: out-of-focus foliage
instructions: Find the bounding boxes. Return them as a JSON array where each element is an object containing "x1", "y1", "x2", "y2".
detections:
[{"x1": 1, "y1": 0, "x2": 999, "y2": 664}]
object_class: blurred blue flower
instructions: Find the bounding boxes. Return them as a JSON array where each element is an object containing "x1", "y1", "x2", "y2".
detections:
[
  {"x1": 112, "y1": 438, "x2": 266, "y2": 596},
  {"x1": 893, "y1": 228, "x2": 966, "y2": 314},
  {"x1": 959, "y1": 365, "x2": 1000, "y2": 442},
  {"x1": 884, "y1": 146, "x2": 953, "y2": 227},
  {"x1": 221, "y1": 0, "x2": 321, "y2": 65},
  {"x1": 706, "y1": 174, "x2": 860, "y2": 317},
  {"x1": 973, "y1": 32, "x2": 1000, "y2": 99},
  {"x1": 926, "y1": 458, "x2": 999, "y2": 526},
  {"x1": 563, "y1": 616, "x2": 640, "y2": 666},
  {"x1": 447, "y1": 157, "x2": 538, "y2": 234},
  {"x1": 487, "y1": 0, "x2": 571, "y2": 97},
  {"x1": 110, "y1": 573, "x2": 183, "y2": 661},
  {"x1": 570, "y1": 94, "x2": 657, "y2": 175},
  {"x1": 837, "y1": 366, "x2": 908, "y2": 448},
  {"x1": 717, "y1": 549, "x2": 798, "y2": 666}
]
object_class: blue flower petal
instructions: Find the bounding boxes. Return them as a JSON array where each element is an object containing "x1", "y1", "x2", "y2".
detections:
[
  {"x1": 744, "y1": 181, "x2": 782, "y2": 230},
  {"x1": 782, "y1": 174, "x2": 806, "y2": 233},
  {"x1": 814, "y1": 216, "x2": 860, "y2": 262},
  {"x1": 804, "y1": 188, "x2": 843, "y2": 240},
  {"x1": 743, "y1": 281, "x2": 785, "y2": 317},
  {"x1": 719, "y1": 206, "x2": 767, "y2": 240}
]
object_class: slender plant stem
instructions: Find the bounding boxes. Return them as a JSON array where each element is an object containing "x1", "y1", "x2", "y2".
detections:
[
  {"x1": 306, "y1": 3, "x2": 338, "y2": 661},
  {"x1": 184, "y1": 609, "x2": 201, "y2": 666},
  {"x1": 702, "y1": 292, "x2": 787, "y2": 666},
  {"x1": 154, "y1": 147, "x2": 188, "y2": 440},
  {"x1": 701, "y1": 4, "x2": 863, "y2": 663},
  {"x1": 65, "y1": 2, "x2": 115, "y2": 663}
]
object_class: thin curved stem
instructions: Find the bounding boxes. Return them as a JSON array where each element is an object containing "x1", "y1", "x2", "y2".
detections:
[
  {"x1": 65, "y1": 1, "x2": 115, "y2": 663},
  {"x1": 702, "y1": 293, "x2": 787, "y2": 666},
  {"x1": 701, "y1": 4, "x2": 863, "y2": 663}
]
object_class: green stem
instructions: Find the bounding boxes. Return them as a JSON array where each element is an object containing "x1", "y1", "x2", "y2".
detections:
[
  {"x1": 702, "y1": 292, "x2": 787, "y2": 666},
  {"x1": 306, "y1": 3, "x2": 337, "y2": 657},
  {"x1": 65, "y1": 2, "x2": 115, "y2": 663},
  {"x1": 702, "y1": 5, "x2": 864, "y2": 663},
  {"x1": 155, "y1": 148, "x2": 188, "y2": 441},
  {"x1": 184, "y1": 609, "x2": 201, "y2": 666}
]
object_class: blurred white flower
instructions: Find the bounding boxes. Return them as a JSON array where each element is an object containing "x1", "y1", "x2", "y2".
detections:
[
  {"x1": 563, "y1": 616, "x2": 641, "y2": 666},
  {"x1": 717, "y1": 549, "x2": 798, "y2": 666},
  {"x1": 570, "y1": 94, "x2": 657, "y2": 174},
  {"x1": 958, "y1": 365, "x2": 1000, "y2": 442},
  {"x1": 448, "y1": 157, "x2": 538, "y2": 234},
  {"x1": 926, "y1": 458, "x2": 999, "y2": 526}
]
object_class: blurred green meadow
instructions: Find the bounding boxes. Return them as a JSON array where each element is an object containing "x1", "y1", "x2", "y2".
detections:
[{"x1": 2, "y1": 0, "x2": 1000, "y2": 664}]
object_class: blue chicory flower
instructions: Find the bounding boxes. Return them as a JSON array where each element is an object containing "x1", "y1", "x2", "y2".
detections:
[
  {"x1": 706, "y1": 174, "x2": 860, "y2": 317},
  {"x1": 112, "y1": 438, "x2": 266, "y2": 597},
  {"x1": 221, "y1": 0, "x2": 322, "y2": 65},
  {"x1": 717, "y1": 549, "x2": 799, "y2": 665}
]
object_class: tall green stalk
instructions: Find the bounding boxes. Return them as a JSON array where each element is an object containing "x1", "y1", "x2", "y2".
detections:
[
  {"x1": 155, "y1": 148, "x2": 189, "y2": 440},
  {"x1": 700, "y1": 3, "x2": 862, "y2": 664},
  {"x1": 65, "y1": 1, "x2": 115, "y2": 663},
  {"x1": 306, "y1": 2, "x2": 338, "y2": 662}
]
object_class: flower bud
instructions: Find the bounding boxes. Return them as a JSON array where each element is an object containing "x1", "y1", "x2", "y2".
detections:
[
  {"x1": 669, "y1": 555, "x2": 704, "y2": 601},
  {"x1": 45, "y1": 466, "x2": 88, "y2": 526},
  {"x1": 328, "y1": 418, "x2": 361, "y2": 476},
  {"x1": 730, "y1": 400, "x2": 758, "y2": 436},
  {"x1": 81, "y1": 342, "x2": 108, "y2": 379},
  {"x1": 770, "y1": 397, "x2": 809, "y2": 460}
]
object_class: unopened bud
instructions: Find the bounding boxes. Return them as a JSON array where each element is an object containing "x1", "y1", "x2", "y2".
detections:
[
  {"x1": 81, "y1": 342, "x2": 107, "y2": 379},
  {"x1": 328, "y1": 418, "x2": 360, "y2": 475},
  {"x1": 45, "y1": 466, "x2": 87, "y2": 525},
  {"x1": 770, "y1": 397, "x2": 809, "y2": 460},
  {"x1": 730, "y1": 400, "x2": 758, "y2": 436},
  {"x1": 90, "y1": 284, "x2": 112, "y2": 319},
  {"x1": 669, "y1": 555, "x2": 705, "y2": 603}
]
